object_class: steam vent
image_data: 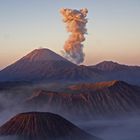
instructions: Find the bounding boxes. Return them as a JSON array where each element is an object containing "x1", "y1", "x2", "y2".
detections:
[{"x1": 0, "y1": 112, "x2": 100, "y2": 140}]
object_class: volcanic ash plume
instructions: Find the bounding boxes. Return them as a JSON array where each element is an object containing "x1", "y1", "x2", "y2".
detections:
[{"x1": 60, "y1": 8, "x2": 88, "y2": 64}]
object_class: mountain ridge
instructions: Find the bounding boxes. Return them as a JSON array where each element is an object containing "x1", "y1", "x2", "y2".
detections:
[
  {"x1": 24, "y1": 80, "x2": 140, "y2": 119},
  {"x1": 90, "y1": 61, "x2": 140, "y2": 71},
  {"x1": 0, "y1": 48, "x2": 101, "y2": 82},
  {"x1": 68, "y1": 80, "x2": 130, "y2": 91},
  {"x1": 0, "y1": 48, "x2": 139, "y2": 85}
]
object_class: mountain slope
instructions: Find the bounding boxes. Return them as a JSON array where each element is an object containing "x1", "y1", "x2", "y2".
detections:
[
  {"x1": 0, "y1": 48, "x2": 75, "y2": 81},
  {"x1": 24, "y1": 80, "x2": 140, "y2": 119},
  {"x1": 90, "y1": 61, "x2": 139, "y2": 71},
  {"x1": 0, "y1": 112, "x2": 100, "y2": 140},
  {"x1": 0, "y1": 48, "x2": 101, "y2": 82},
  {"x1": 89, "y1": 61, "x2": 140, "y2": 85},
  {"x1": 23, "y1": 48, "x2": 67, "y2": 62},
  {"x1": 0, "y1": 49, "x2": 139, "y2": 85}
]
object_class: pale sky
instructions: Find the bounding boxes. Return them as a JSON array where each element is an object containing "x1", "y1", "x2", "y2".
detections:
[{"x1": 0, "y1": 0, "x2": 140, "y2": 69}]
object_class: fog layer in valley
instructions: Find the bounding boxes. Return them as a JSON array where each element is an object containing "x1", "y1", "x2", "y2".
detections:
[
  {"x1": 0, "y1": 84, "x2": 140, "y2": 140},
  {"x1": 78, "y1": 117, "x2": 140, "y2": 140}
]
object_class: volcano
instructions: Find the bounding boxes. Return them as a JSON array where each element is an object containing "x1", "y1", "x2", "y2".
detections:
[
  {"x1": 0, "y1": 112, "x2": 100, "y2": 140},
  {"x1": 25, "y1": 80, "x2": 140, "y2": 119},
  {"x1": 0, "y1": 48, "x2": 75, "y2": 81},
  {"x1": 0, "y1": 48, "x2": 139, "y2": 85},
  {"x1": 0, "y1": 48, "x2": 101, "y2": 82}
]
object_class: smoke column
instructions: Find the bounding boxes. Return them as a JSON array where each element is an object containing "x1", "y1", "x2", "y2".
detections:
[{"x1": 60, "y1": 8, "x2": 88, "y2": 64}]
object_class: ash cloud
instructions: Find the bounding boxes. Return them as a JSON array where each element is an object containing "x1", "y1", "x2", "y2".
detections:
[{"x1": 60, "y1": 8, "x2": 88, "y2": 64}]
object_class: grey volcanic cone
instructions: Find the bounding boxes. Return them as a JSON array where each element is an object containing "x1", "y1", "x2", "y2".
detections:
[{"x1": 0, "y1": 112, "x2": 100, "y2": 140}]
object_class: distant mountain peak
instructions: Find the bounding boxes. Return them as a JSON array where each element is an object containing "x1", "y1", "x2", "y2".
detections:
[
  {"x1": 94, "y1": 61, "x2": 125, "y2": 71},
  {"x1": 96, "y1": 61, "x2": 121, "y2": 67},
  {"x1": 22, "y1": 48, "x2": 67, "y2": 62},
  {"x1": 98, "y1": 61, "x2": 120, "y2": 65}
]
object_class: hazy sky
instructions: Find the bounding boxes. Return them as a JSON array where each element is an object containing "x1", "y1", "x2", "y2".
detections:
[{"x1": 0, "y1": 0, "x2": 140, "y2": 69}]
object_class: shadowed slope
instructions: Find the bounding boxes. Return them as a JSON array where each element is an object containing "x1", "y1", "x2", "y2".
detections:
[
  {"x1": 0, "y1": 48, "x2": 101, "y2": 82},
  {"x1": 0, "y1": 112, "x2": 100, "y2": 140},
  {"x1": 91, "y1": 61, "x2": 139, "y2": 71},
  {"x1": 25, "y1": 81, "x2": 140, "y2": 119},
  {"x1": 0, "y1": 48, "x2": 76, "y2": 81},
  {"x1": 90, "y1": 61, "x2": 140, "y2": 85}
]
